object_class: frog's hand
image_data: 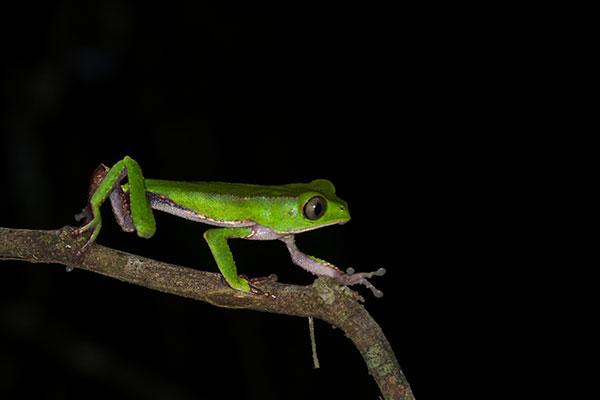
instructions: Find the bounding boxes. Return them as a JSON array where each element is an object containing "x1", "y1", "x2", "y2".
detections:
[
  {"x1": 280, "y1": 235, "x2": 386, "y2": 298},
  {"x1": 333, "y1": 267, "x2": 386, "y2": 298}
]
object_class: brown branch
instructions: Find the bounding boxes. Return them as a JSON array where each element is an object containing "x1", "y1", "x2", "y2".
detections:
[{"x1": 0, "y1": 226, "x2": 415, "y2": 400}]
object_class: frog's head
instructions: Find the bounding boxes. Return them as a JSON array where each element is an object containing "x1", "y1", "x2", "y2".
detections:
[{"x1": 288, "y1": 179, "x2": 350, "y2": 233}]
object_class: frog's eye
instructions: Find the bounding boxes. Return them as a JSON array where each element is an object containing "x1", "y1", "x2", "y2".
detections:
[{"x1": 303, "y1": 196, "x2": 327, "y2": 220}]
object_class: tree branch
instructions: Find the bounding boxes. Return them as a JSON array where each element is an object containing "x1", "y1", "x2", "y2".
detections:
[{"x1": 0, "y1": 226, "x2": 414, "y2": 400}]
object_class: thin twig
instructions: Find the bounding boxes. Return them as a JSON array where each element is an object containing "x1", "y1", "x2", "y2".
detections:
[{"x1": 308, "y1": 316, "x2": 320, "y2": 369}]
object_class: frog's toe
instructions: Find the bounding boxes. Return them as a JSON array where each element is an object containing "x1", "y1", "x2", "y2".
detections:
[
  {"x1": 238, "y1": 274, "x2": 278, "y2": 299},
  {"x1": 334, "y1": 268, "x2": 386, "y2": 298}
]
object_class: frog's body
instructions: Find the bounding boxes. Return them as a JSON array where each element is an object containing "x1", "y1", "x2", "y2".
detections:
[
  {"x1": 143, "y1": 179, "x2": 349, "y2": 235},
  {"x1": 75, "y1": 156, "x2": 385, "y2": 297}
]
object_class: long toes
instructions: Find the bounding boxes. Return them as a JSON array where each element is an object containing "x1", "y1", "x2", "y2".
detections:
[
  {"x1": 361, "y1": 278, "x2": 384, "y2": 298},
  {"x1": 339, "y1": 268, "x2": 385, "y2": 298}
]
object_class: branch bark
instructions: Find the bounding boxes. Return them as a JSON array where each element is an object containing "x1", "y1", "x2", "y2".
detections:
[{"x1": 0, "y1": 226, "x2": 414, "y2": 400}]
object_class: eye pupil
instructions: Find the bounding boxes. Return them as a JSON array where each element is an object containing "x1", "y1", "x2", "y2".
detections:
[
  {"x1": 314, "y1": 202, "x2": 322, "y2": 215},
  {"x1": 303, "y1": 196, "x2": 327, "y2": 220}
]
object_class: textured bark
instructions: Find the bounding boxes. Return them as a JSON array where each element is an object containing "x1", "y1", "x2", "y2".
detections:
[{"x1": 0, "y1": 226, "x2": 415, "y2": 400}]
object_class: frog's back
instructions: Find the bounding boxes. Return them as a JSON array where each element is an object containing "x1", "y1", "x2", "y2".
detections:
[
  {"x1": 144, "y1": 179, "x2": 317, "y2": 199},
  {"x1": 143, "y1": 179, "x2": 303, "y2": 226}
]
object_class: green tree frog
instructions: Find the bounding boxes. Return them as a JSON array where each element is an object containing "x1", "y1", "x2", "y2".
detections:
[{"x1": 74, "y1": 156, "x2": 385, "y2": 297}]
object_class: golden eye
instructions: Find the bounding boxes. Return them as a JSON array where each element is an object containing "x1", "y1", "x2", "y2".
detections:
[{"x1": 303, "y1": 196, "x2": 327, "y2": 220}]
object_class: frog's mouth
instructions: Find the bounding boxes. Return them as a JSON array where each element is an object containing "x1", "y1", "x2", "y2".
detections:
[{"x1": 288, "y1": 218, "x2": 349, "y2": 234}]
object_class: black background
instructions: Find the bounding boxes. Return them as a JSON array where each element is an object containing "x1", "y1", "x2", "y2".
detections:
[{"x1": 1, "y1": 2, "x2": 543, "y2": 399}]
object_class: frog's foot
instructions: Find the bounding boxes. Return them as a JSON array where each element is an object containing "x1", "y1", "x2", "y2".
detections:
[
  {"x1": 333, "y1": 268, "x2": 386, "y2": 298},
  {"x1": 239, "y1": 274, "x2": 279, "y2": 299},
  {"x1": 71, "y1": 219, "x2": 101, "y2": 256},
  {"x1": 242, "y1": 274, "x2": 278, "y2": 285},
  {"x1": 72, "y1": 231, "x2": 96, "y2": 256}
]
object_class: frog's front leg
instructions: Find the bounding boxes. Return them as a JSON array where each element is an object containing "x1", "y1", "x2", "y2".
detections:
[
  {"x1": 204, "y1": 227, "x2": 276, "y2": 297},
  {"x1": 280, "y1": 235, "x2": 386, "y2": 298}
]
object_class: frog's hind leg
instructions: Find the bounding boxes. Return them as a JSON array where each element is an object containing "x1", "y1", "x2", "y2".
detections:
[
  {"x1": 75, "y1": 163, "x2": 135, "y2": 232},
  {"x1": 74, "y1": 156, "x2": 156, "y2": 253}
]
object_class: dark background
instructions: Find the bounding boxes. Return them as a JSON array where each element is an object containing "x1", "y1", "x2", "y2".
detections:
[{"x1": 1, "y1": 2, "x2": 541, "y2": 399}]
